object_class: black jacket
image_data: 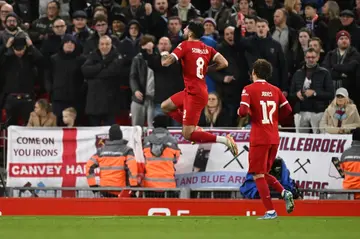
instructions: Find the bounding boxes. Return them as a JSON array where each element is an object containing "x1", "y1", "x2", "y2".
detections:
[
  {"x1": 290, "y1": 65, "x2": 334, "y2": 113},
  {"x1": 0, "y1": 45, "x2": 43, "y2": 95},
  {"x1": 198, "y1": 108, "x2": 232, "y2": 127},
  {"x1": 83, "y1": 32, "x2": 121, "y2": 56},
  {"x1": 46, "y1": 47, "x2": 86, "y2": 102},
  {"x1": 129, "y1": 52, "x2": 150, "y2": 104},
  {"x1": 169, "y1": 4, "x2": 200, "y2": 29},
  {"x1": 81, "y1": 48, "x2": 124, "y2": 115},
  {"x1": 144, "y1": 52, "x2": 184, "y2": 104},
  {"x1": 234, "y1": 27, "x2": 288, "y2": 91}
]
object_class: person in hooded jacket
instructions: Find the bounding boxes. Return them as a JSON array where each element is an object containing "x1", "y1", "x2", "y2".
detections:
[
  {"x1": 45, "y1": 34, "x2": 86, "y2": 126},
  {"x1": 117, "y1": 19, "x2": 142, "y2": 110}
]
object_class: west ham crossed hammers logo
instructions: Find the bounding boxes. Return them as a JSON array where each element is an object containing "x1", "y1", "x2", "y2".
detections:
[
  {"x1": 293, "y1": 158, "x2": 311, "y2": 174},
  {"x1": 223, "y1": 145, "x2": 249, "y2": 169}
]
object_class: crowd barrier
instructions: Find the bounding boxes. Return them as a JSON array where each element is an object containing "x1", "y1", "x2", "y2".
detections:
[{"x1": 0, "y1": 126, "x2": 356, "y2": 200}]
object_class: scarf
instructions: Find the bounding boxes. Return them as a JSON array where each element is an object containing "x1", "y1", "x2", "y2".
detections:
[
  {"x1": 334, "y1": 107, "x2": 347, "y2": 127},
  {"x1": 306, "y1": 14, "x2": 318, "y2": 31},
  {"x1": 237, "y1": 12, "x2": 246, "y2": 36}
]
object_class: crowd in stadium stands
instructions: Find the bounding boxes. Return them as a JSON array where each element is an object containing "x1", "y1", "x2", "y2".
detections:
[{"x1": 1, "y1": 0, "x2": 360, "y2": 134}]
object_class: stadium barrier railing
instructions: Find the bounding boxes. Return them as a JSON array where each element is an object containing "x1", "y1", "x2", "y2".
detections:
[{"x1": 7, "y1": 186, "x2": 360, "y2": 200}]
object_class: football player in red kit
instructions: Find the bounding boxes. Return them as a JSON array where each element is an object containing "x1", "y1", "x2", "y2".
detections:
[
  {"x1": 160, "y1": 21, "x2": 238, "y2": 156},
  {"x1": 238, "y1": 59, "x2": 294, "y2": 219}
]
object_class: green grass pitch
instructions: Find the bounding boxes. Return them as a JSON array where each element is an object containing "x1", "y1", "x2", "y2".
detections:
[{"x1": 0, "y1": 217, "x2": 359, "y2": 239}]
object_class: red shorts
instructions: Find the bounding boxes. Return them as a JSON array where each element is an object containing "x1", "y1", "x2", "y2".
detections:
[
  {"x1": 248, "y1": 144, "x2": 279, "y2": 174},
  {"x1": 170, "y1": 90, "x2": 207, "y2": 126}
]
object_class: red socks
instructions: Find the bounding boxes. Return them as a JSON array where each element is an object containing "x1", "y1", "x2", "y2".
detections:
[
  {"x1": 255, "y1": 177, "x2": 274, "y2": 211},
  {"x1": 265, "y1": 174, "x2": 284, "y2": 194},
  {"x1": 189, "y1": 131, "x2": 217, "y2": 143},
  {"x1": 167, "y1": 109, "x2": 183, "y2": 124}
]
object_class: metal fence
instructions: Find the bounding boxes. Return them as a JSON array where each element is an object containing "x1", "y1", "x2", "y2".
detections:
[{"x1": 5, "y1": 186, "x2": 360, "y2": 200}]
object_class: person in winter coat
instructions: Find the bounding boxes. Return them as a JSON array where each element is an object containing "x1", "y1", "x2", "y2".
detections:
[
  {"x1": 45, "y1": 34, "x2": 86, "y2": 125},
  {"x1": 82, "y1": 35, "x2": 124, "y2": 126},
  {"x1": 320, "y1": 88, "x2": 360, "y2": 134}
]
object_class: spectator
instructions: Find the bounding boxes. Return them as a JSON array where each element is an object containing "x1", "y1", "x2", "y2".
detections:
[
  {"x1": 203, "y1": 0, "x2": 231, "y2": 34},
  {"x1": 150, "y1": 0, "x2": 170, "y2": 40},
  {"x1": 97, "y1": 0, "x2": 123, "y2": 24},
  {"x1": 41, "y1": 18, "x2": 67, "y2": 60},
  {"x1": 29, "y1": 1, "x2": 61, "y2": 48},
  {"x1": 203, "y1": 17, "x2": 219, "y2": 40},
  {"x1": 86, "y1": 124, "x2": 138, "y2": 197},
  {"x1": 117, "y1": 19, "x2": 142, "y2": 110},
  {"x1": 320, "y1": 88, "x2": 360, "y2": 134},
  {"x1": 243, "y1": 15, "x2": 257, "y2": 36},
  {"x1": 291, "y1": 28, "x2": 312, "y2": 75},
  {"x1": 198, "y1": 92, "x2": 232, "y2": 127},
  {"x1": 39, "y1": 0, "x2": 70, "y2": 21},
  {"x1": 254, "y1": 0, "x2": 283, "y2": 29},
  {"x1": 45, "y1": 34, "x2": 86, "y2": 126},
  {"x1": 83, "y1": 14, "x2": 121, "y2": 56},
  {"x1": 66, "y1": 10, "x2": 93, "y2": 51},
  {"x1": 339, "y1": 127, "x2": 360, "y2": 200},
  {"x1": 234, "y1": 18, "x2": 289, "y2": 95},
  {"x1": 166, "y1": 16, "x2": 184, "y2": 49},
  {"x1": 130, "y1": 34, "x2": 156, "y2": 127},
  {"x1": 283, "y1": 0, "x2": 305, "y2": 30},
  {"x1": 290, "y1": 48, "x2": 334, "y2": 133},
  {"x1": 208, "y1": 26, "x2": 248, "y2": 125},
  {"x1": 62, "y1": 107, "x2": 77, "y2": 127},
  {"x1": 170, "y1": 0, "x2": 201, "y2": 29},
  {"x1": 0, "y1": 3, "x2": 13, "y2": 31},
  {"x1": 322, "y1": 30, "x2": 360, "y2": 100},
  {"x1": 303, "y1": 2, "x2": 327, "y2": 47},
  {"x1": 144, "y1": 36, "x2": 184, "y2": 126},
  {"x1": 355, "y1": 0, "x2": 360, "y2": 25},
  {"x1": 272, "y1": 8, "x2": 297, "y2": 62},
  {"x1": 143, "y1": 114, "x2": 180, "y2": 197},
  {"x1": 121, "y1": 0, "x2": 156, "y2": 34},
  {"x1": 339, "y1": 10, "x2": 360, "y2": 51},
  {"x1": 0, "y1": 33, "x2": 43, "y2": 126},
  {"x1": 111, "y1": 14, "x2": 127, "y2": 39},
  {"x1": 309, "y1": 37, "x2": 325, "y2": 64},
  {"x1": 227, "y1": 0, "x2": 256, "y2": 29},
  {"x1": 82, "y1": 35, "x2": 124, "y2": 126},
  {"x1": 0, "y1": 13, "x2": 24, "y2": 46},
  {"x1": 321, "y1": 0, "x2": 341, "y2": 51},
  {"x1": 27, "y1": 99, "x2": 57, "y2": 127}
]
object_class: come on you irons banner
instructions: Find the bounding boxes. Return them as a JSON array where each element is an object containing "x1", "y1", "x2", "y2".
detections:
[
  {"x1": 6, "y1": 126, "x2": 144, "y2": 197},
  {"x1": 169, "y1": 129, "x2": 350, "y2": 197}
]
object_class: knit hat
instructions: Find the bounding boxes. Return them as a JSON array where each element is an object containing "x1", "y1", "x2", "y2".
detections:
[
  {"x1": 203, "y1": 17, "x2": 216, "y2": 27},
  {"x1": 5, "y1": 12, "x2": 18, "y2": 22},
  {"x1": 109, "y1": 124, "x2": 123, "y2": 141},
  {"x1": 62, "y1": 34, "x2": 77, "y2": 44},
  {"x1": 336, "y1": 30, "x2": 351, "y2": 42}
]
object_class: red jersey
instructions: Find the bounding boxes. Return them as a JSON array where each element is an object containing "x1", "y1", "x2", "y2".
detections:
[
  {"x1": 171, "y1": 40, "x2": 218, "y2": 95},
  {"x1": 238, "y1": 80, "x2": 292, "y2": 145}
]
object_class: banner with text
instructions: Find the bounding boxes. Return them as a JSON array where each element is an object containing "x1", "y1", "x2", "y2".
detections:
[
  {"x1": 6, "y1": 126, "x2": 144, "y2": 197},
  {"x1": 170, "y1": 129, "x2": 350, "y2": 195}
]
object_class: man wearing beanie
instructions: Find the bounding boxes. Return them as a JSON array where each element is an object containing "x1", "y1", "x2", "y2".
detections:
[
  {"x1": 322, "y1": 30, "x2": 360, "y2": 106},
  {"x1": 86, "y1": 124, "x2": 139, "y2": 197},
  {"x1": 142, "y1": 116, "x2": 180, "y2": 195},
  {"x1": 339, "y1": 127, "x2": 360, "y2": 199},
  {"x1": 0, "y1": 13, "x2": 24, "y2": 46},
  {"x1": 0, "y1": 31, "x2": 43, "y2": 126},
  {"x1": 45, "y1": 33, "x2": 86, "y2": 125}
]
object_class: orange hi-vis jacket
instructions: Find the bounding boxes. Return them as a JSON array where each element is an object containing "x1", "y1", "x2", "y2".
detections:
[
  {"x1": 86, "y1": 139, "x2": 138, "y2": 190},
  {"x1": 340, "y1": 140, "x2": 360, "y2": 199},
  {"x1": 143, "y1": 128, "x2": 180, "y2": 188}
]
